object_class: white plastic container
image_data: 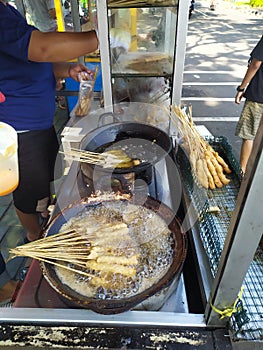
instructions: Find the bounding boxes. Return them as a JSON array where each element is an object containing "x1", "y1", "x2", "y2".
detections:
[{"x1": 0, "y1": 122, "x2": 19, "y2": 196}]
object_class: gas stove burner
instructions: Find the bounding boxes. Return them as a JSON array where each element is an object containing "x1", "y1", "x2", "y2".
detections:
[{"x1": 77, "y1": 161, "x2": 164, "y2": 204}]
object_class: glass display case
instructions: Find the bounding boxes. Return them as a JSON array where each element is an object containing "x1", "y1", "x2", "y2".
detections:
[
  {"x1": 94, "y1": 0, "x2": 187, "y2": 109},
  {"x1": 109, "y1": 7, "x2": 177, "y2": 76}
]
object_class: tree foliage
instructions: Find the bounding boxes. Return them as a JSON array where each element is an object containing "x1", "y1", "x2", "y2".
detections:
[{"x1": 250, "y1": 0, "x2": 263, "y2": 7}]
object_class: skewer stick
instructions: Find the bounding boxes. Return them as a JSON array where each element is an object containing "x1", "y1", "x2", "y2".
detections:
[
  {"x1": 10, "y1": 220, "x2": 140, "y2": 278},
  {"x1": 20, "y1": 252, "x2": 88, "y2": 267},
  {"x1": 60, "y1": 147, "x2": 132, "y2": 167},
  {"x1": 27, "y1": 255, "x2": 95, "y2": 278}
]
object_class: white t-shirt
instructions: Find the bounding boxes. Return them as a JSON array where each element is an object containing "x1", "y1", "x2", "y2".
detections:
[{"x1": 23, "y1": 0, "x2": 57, "y2": 32}]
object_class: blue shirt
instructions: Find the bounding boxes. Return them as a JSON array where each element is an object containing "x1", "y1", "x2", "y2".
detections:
[
  {"x1": 0, "y1": 2, "x2": 56, "y2": 131},
  {"x1": 244, "y1": 35, "x2": 263, "y2": 104}
]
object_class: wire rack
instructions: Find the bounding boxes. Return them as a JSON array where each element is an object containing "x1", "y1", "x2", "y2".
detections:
[
  {"x1": 230, "y1": 249, "x2": 263, "y2": 342},
  {"x1": 175, "y1": 136, "x2": 263, "y2": 342}
]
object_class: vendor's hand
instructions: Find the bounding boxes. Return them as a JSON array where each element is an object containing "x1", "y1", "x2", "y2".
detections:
[
  {"x1": 68, "y1": 63, "x2": 93, "y2": 82},
  {"x1": 235, "y1": 91, "x2": 244, "y2": 104}
]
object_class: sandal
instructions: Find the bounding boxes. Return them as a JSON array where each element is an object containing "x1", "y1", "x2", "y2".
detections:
[
  {"x1": 239, "y1": 169, "x2": 245, "y2": 179},
  {"x1": 56, "y1": 96, "x2": 67, "y2": 110},
  {"x1": 38, "y1": 213, "x2": 50, "y2": 229}
]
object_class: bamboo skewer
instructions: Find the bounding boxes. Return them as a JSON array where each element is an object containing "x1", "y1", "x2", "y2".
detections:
[
  {"x1": 27, "y1": 255, "x2": 95, "y2": 278},
  {"x1": 10, "y1": 223, "x2": 139, "y2": 278},
  {"x1": 60, "y1": 148, "x2": 134, "y2": 168},
  {"x1": 9, "y1": 230, "x2": 97, "y2": 270}
]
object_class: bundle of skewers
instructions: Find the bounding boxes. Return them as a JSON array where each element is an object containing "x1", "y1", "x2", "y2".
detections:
[
  {"x1": 170, "y1": 105, "x2": 231, "y2": 189},
  {"x1": 60, "y1": 148, "x2": 140, "y2": 169},
  {"x1": 10, "y1": 222, "x2": 139, "y2": 281}
]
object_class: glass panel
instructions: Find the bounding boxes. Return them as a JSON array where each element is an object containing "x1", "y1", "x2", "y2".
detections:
[
  {"x1": 109, "y1": 7, "x2": 177, "y2": 76},
  {"x1": 107, "y1": 0, "x2": 178, "y2": 8},
  {"x1": 112, "y1": 76, "x2": 171, "y2": 104}
]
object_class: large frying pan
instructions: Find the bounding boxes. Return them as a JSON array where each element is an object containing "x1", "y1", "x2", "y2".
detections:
[{"x1": 40, "y1": 196, "x2": 187, "y2": 314}]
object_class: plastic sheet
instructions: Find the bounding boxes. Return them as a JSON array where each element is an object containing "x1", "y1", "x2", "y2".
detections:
[{"x1": 70, "y1": 67, "x2": 99, "y2": 118}]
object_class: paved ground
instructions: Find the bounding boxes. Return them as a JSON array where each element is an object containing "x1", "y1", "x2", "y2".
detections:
[{"x1": 182, "y1": 0, "x2": 263, "y2": 160}]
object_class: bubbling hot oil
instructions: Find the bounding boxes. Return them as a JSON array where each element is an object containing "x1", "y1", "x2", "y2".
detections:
[{"x1": 55, "y1": 201, "x2": 175, "y2": 300}]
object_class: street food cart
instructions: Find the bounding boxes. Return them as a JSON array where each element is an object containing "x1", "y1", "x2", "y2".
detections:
[{"x1": 1, "y1": 1, "x2": 262, "y2": 349}]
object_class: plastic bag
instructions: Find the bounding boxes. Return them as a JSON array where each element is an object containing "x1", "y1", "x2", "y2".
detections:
[{"x1": 71, "y1": 67, "x2": 98, "y2": 117}]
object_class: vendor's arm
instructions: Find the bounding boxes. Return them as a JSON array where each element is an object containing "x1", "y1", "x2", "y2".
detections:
[
  {"x1": 28, "y1": 30, "x2": 99, "y2": 62},
  {"x1": 235, "y1": 58, "x2": 262, "y2": 104},
  {"x1": 53, "y1": 62, "x2": 93, "y2": 81}
]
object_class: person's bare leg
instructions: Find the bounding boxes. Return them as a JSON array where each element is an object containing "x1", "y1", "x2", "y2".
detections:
[
  {"x1": 15, "y1": 208, "x2": 43, "y2": 241},
  {"x1": 240, "y1": 139, "x2": 253, "y2": 173}
]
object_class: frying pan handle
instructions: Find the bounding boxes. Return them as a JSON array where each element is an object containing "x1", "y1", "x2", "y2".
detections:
[{"x1": 98, "y1": 112, "x2": 121, "y2": 126}]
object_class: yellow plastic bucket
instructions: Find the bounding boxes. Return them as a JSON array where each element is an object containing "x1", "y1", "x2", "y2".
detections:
[{"x1": 0, "y1": 122, "x2": 19, "y2": 196}]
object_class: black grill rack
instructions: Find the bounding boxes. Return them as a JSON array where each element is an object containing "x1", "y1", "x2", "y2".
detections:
[{"x1": 175, "y1": 136, "x2": 263, "y2": 342}]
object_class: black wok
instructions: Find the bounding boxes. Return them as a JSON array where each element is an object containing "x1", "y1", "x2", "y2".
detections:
[{"x1": 79, "y1": 118, "x2": 172, "y2": 189}]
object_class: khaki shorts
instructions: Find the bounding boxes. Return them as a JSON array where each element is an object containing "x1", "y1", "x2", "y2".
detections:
[{"x1": 235, "y1": 100, "x2": 263, "y2": 140}]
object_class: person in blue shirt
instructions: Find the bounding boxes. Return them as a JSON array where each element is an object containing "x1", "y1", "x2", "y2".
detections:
[
  {"x1": 0, "y1": 0, "x2": 98, "y2": 242},
  {"x1": 235, "y1": 35, "x2": 263, "y2": 174}
]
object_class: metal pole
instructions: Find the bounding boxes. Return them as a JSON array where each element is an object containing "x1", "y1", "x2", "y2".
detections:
[
  {"x1": 54, "y1": 0, "x2": 65, "y2": 32},
  {"x1": 95, "y1": 0, "x2": 113, "y2": 111},
  {"x1": 70, "y1": 0, "x2": 85, "y2": 65},
  {"x1": 171, "y1": 0, "x2": 188, "y2": 105}
]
